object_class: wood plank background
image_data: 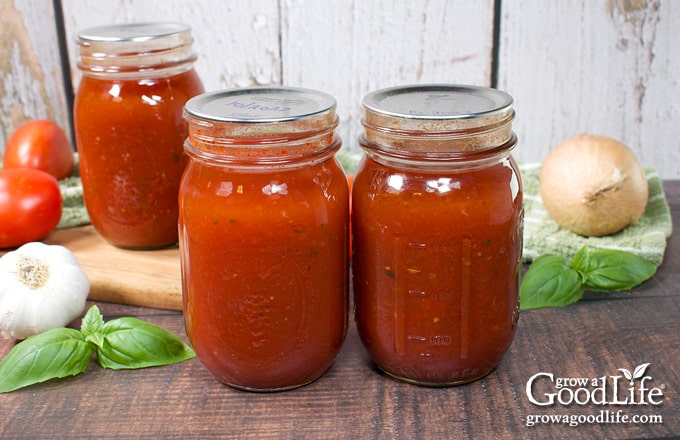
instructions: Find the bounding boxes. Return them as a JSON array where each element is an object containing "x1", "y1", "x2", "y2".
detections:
[{"x1": 1, "y1": 0, "x2": 679, "y2": 177}]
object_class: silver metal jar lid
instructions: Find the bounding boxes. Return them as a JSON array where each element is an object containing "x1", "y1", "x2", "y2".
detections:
[
  {"x1": 363, "y1": 84, "x2": 512, "y2": 120},
  {"x1": 185, "y1": 87, "x2": 338, "y2": 141},
  {"x1": 184, "y1": 86, "x2": 336, "y2": 124},
  {"x1": 77, "y1": 22, "x2": 191, "y2": 43}
]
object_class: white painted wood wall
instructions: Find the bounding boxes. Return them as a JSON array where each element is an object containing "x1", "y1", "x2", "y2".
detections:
[{"x1": 2, "y1": 0, "x2": 679, "y2": 177}]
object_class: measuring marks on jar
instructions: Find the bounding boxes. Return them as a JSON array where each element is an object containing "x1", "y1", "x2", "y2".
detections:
[{"x1": 392, "y1": 237, "x2": 473, "y2": 360}]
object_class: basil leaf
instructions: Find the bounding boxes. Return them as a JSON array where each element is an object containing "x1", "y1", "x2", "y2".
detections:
[
  {"x1": 95, "y1": 317, "x2": 195, "y2": 370},
  {"x1": 571, "y1": 245, "x2": 589, "y2": 270},
  {"x1": 80, "y1": 305, "x2": 105, "y2": 348},
  {"x1": 0, "y1": 328, "x2": 93, "y2": 393},
  {"x1": 520, "y1": 254, "x2": 584, "y2": 310},
  {"x1": 572, "y1": 246, "x2": 657, "y2": 291}
]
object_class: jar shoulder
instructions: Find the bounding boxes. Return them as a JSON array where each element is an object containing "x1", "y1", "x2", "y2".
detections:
[{"x1": 354, "y1": 156, "x2": 522, "y2": 194}]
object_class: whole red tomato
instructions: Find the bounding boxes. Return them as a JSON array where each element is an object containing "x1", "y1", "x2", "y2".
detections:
[
  {"x1": 3, "y1": 120, "x2": 74, "y2": 180},
  {"x1": 0, "y1": 168, "x2": 62, "y2": 248}
]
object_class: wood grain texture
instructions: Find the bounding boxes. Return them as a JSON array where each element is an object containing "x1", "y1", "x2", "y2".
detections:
[
  {"x1": 60, "y1": 0, "x2": 281, "y2": 91},
  {"x1": 0, "y1": 225, "x2": 182, "y2": 310},
  {"x1": 279, "y1": 0, "x2": 495, "y2": 150},
  {"x1": 0, "y1": 0, "x2": 70, "y2": 147},
  {"x1": 1, "y1": 181, "x2": 678, "y2": 439},
  {"x1": 498, "y1": 0, "x2": 680, "y2": 178},
  {"x1": 42, "y1": 225, "x2": 182, "y2": 311}
]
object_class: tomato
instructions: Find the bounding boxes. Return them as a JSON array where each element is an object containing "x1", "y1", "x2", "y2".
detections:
[
  {"x1": 0, "y1": 168, "x2": 62, "y2": 248},
  {"x1": 3, "y1": 120, "x2": 74, "y2": 180}
]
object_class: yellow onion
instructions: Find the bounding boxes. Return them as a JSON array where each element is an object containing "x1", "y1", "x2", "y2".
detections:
[{"x1": 539, "y1": 133, "x2": 648, "y2": 237}]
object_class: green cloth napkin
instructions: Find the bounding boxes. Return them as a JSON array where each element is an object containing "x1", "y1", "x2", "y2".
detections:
[
  {"x1": 56, "y1": 153, "x2": 90, "y2": 229},
  {"x1": 520, "y1": 162, "x2": 672, "y2": 266},
  {"x1": 57, "y1": 175, "x2": 90, "y2": 229}
]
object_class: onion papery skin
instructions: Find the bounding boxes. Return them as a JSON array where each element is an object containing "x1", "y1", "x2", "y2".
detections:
[{"x1": 539, "y1": 133, "x2": 649, "y2": 237}]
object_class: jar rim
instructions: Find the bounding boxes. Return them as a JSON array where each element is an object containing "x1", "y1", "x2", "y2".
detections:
[
  {"x1": 361, "y1": 84, "x2": 515, "y2": 154},
  {"x1": 184, "y1": 134, "x2": 342, "y2": 169},
  {"x1": 76, "y1": 22, "x2": 197, "y2": 77},
  {"x1": 360, "y1": 132, "x2": 517, "y2": 164},
  {"x1": 184, "y1": 87, "x2": 340, "y2": 162}
]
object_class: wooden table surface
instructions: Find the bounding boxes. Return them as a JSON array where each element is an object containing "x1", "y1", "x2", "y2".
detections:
[{"x1": 2, "y1": 182, "x2": 679, "y2": 440}]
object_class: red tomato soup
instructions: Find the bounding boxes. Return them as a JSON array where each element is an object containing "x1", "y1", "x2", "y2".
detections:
[
  {"x1": 74, "y1": 23, "x2": 204, "y2": 248},
  {"x1": 352, "y1": 84, "x2": 523, "y2": 386},
  {"x1": 179, "y1": 87, "x2": 349, "y2": 391}
]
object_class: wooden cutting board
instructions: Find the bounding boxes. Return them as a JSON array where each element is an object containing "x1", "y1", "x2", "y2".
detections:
[{"x1": 38, "y1": 225, "x2": 183, "y2": 311}]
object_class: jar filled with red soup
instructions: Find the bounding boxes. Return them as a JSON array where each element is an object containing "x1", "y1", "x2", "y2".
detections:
[
  {"x1": 180, "y1": 87, "x2": 349, "y2": 391},
  {"x1": 74, "y1": 22, "x2": 204, "y2": 248},
  {"x1": 352, "y1": 84, "x2": 523, "y2": 386}
]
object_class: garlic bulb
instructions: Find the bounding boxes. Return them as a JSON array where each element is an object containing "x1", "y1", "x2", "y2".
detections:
[
  {"x1": 0, "y1": 242, "x2": 90, "y2": 340},
  {"x1": 539, "y1": 133, "x2": 649, "y2": 237}
]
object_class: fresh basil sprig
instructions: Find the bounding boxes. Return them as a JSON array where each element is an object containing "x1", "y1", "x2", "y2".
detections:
[
  {"x1": 520, "y1": 246, "x2": 657, "y2": 310},
  {"x1": 0, "y1": 329, "x2": 93, "y2": 393},
  {"x1": 0, "y1": 305, "x2": 195, "y2": 393},
  {"x1": 520, "y1": 254, "x2": 583, "y2": 309}
]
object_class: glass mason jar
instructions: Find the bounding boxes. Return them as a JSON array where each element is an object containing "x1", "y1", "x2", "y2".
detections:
[
  {"x1": 74, "y1": 22, "x2": 205, "y2": 249},
  {"x1": 352, "y1": 84, "x2": 523, "y2": 386},
  {"x1": 179, "y1": 87, "x2": 350, "y2": 391}
]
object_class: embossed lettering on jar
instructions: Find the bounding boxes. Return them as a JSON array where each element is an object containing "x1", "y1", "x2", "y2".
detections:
[
  {"x1": 352, "y1": 84, "x2": 523, "y2": 386},
  {"x1": 179, "y1": 87, "x2": 349, "y2": 392},
  {"x1": 74, "y1": 22, "x2": 205, "y2": 248}
]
